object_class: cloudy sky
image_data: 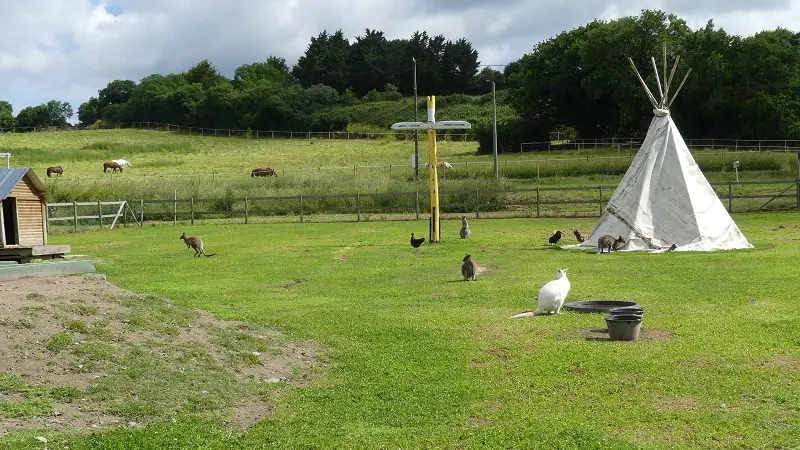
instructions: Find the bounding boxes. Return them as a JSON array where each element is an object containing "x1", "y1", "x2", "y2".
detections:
[{"x1": 1, "y1": 0, "x2": 798, "y2": 120}]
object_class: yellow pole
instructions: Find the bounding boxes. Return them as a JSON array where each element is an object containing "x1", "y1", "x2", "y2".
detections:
[{"x1": 427, "y1": 96, "x2": 440, "y2": 243}]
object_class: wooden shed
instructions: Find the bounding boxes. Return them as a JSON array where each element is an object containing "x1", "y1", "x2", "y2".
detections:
[{"x1": 0, "y1": 168, "x2": 69, "y2": 262}]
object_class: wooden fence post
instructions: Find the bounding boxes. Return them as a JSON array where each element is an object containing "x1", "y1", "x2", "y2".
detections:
[
  {"x1": 475, "y1": 189, "x2": 480, "y2": 219},
  {"x1": 299, "y1": 194, "x2": 304, "y2": 223},
  {"x1": 73, "y1": 201, "x2": 78, "y2": 231},
  {"x1": 356, "y1": 192, "x2": 361, "y2": 222},
  {"x1": 244, "y1": 197, "x2": 249, "y2": 224},
  {"x1": 536, "y1": 187, "x2": 540, "y2": 218},
  {"x1": 140, "y1": 199, "x2": 145, "y2": 224},
  {"x1": 191, "y1": 198, "x2": 195, "y2": 225},
  {"x1": 728, "y1": 181, "x2": 733, "y2": 212},
  {"x1": 599, "y1": 185, "x2": 604, "y2": 216},
  {"x1": 173, "y1": 189, "x2": 177, "y2": 225},
  {"x1": 415, "y1": 190, "x2": 420, "y2": 220},
  {"x1": 98, "y1": 201, "x2": 103, "y2": 229},
  {"x1": 796, "y1": 180, "x2": 800, "y2": 209}
]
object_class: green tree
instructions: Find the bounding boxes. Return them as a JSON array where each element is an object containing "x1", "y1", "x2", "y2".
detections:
[
  {"x1": 292, "y1": 30, "x2": 352, "y2": 92},
  {"x1": 440, "y1": 38, "x2": 480, "y2": 93},
  {"x1": 348, "y1": 29, "x2": 392, "y2": 97},
  {"x1": 0, "y1": 100, "x2": 14, "y2": 128},
  {"x1": 233, "y1": 57, "x2": 294, "y2": 88},
  {"x1": 406, "y1": 31, "x2": 446, "y2": 95},
  {"x1": 78, "y1": 97, "x2": 100, "y2": 125},
  {"x1": 127, "y1": 74, "x2": 201, "y2": 124},
  {"x1": 99, "y1": 79, "x2": 137, "y2": 107},
  {"x1": 184, "y1": 59, "x2": 224, "y2": 90},
  {"x1": 15, "y1": 100, "x2": 72, "y2": 128}
]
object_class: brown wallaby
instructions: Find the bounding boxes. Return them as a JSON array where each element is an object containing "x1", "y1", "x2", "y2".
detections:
[
  {"x1": 461, "y1": 254, "x2": 477, "y2": 281},
  {"x1": 460, "y1": 216, "x2": 471, "y2": 239},
  {"x1": 597, "y1": 235, "x2": 626, "y2": 254},
  {"x1": 180, "y1": 232, "x2": 216, "y2": 257}
]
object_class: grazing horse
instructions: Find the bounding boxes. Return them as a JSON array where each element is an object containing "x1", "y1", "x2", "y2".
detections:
[
  {"x1": 103, "y1": 161, "x2": 123, "y2": 173},
  {"x1": 424, "y1": 161, "x2": 454, "y2": 169},
  {"x1": 46, "y1": 166, "x2": 63, "y2": 177},
  {"x1": 251, "y1": 167, "x2": 276, "y2": 177},
  {"x1": 112, "y1": 159, "x2": 132, "y2": 168}
]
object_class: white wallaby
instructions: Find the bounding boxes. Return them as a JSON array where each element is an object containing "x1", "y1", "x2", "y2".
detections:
[{"x1": 534, "y1": 268, "x2": 571, "y2": 315}]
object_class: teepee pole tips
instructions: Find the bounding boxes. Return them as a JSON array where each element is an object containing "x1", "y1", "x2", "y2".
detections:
[
  {"x1": 628, "y1": 57, "x2": 660, "y2": 109},
  {"x1": 651, "y1": 57, "x2": 664, "y2": 106},
  {"x1": 667, "y1": 68, "x2": 692, "y2": 108},
  {"x1": 665, "y1": 54, "x2": 680, "y2": 105}
]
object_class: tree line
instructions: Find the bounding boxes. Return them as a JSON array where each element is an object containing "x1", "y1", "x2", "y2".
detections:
[{"x1": 3, "y1": 10, "x2": 800, "y2": 154}]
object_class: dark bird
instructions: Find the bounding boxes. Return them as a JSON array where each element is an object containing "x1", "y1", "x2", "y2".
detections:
[
  {"x1": 410, "y1": 233, "x2": 425, "y2": 248},
  {"x1": 573, "y1": 230, "x2": 586, "y2": 242},
  {"x1": 548, "y1": 230, "x2": 563, "y2": 245}
]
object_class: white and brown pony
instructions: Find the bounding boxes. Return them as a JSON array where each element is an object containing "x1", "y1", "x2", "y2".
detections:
[
  {"x1": 103, "y1": 161, "x2": 123, "y2": 173},
  {"x1": 46, "y1": 166, "x2": 63, "y2": 177},
  {"x1": 251, "y1": 167, "x2": 276, "y2": 177},
  {"x1": 424, "y1": 161, "x2": 454, "y2": 169},
  {"x1": 112, "y1": 159, "x2": 132, "y2": 168}
]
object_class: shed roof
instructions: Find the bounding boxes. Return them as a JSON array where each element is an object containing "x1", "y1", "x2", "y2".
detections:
[{"x1": 0, "y1": 168, "x2": 49, "y2": 201}]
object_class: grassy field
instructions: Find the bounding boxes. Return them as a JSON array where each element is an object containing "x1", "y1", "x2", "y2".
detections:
[
  {"x1": 3, "y1": 213, "x2": 798, "y2": 448},
  {"x1": 1, "y1": 130, "x2": 797, "y2": 206}
]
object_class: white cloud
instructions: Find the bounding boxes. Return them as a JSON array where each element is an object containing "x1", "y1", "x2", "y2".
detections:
[{"x1": 0, "y1": 0, "x2": 798, "y2": 119}]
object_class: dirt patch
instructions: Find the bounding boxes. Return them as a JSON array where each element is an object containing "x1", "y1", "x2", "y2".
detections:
[
  {"x1": 652, "y1": 396, "x2": 699, "y2": 412},
  {"x1": 0, "y1": 274, "x2": 324, "y2": 436},
  {"x1": 757, "y1": 353, "x2": 800, "y2": 372},
  {"x1": 480, "y1": 347, "x2": 510, "y2": 360},
  {"x1": 475, "y1": 264, "x2": 496, "y2": 276},
  {"x1": 273, "y1": 279, "x2": 306, "y2": 289},
  {"x1": 580, "y1": 327, "x2": 673, "y2": 341}
]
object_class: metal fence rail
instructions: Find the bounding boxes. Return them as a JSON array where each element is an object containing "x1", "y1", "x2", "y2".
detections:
[
  {"x1": 6, "y1": 122, "x2": 800, "y2": 151},
  {"x1": 46, "y1": 180, "x2": 800, "y2": 231},
  {"x1": 521, "y1": 138, "x2": 800, "y2": 152}
]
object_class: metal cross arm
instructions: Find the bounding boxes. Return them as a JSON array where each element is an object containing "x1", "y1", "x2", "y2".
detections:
[{"x1": 391, "y1": 121, "x2": 472, "y2": 131}]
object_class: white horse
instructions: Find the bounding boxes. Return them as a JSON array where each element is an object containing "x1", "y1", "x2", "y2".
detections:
[
  {"x1": 424, "y1": 161, "x2": 454, "y2": 169},
  {"x1": 112, "y1": 159, "x2": 132, "y2": 168}
]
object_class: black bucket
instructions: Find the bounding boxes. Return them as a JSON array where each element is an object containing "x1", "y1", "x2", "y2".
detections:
[
  {"x1": 609, "y1": 306, "x2": 644, "y2": 316},
  {"x1": 605, "y1": 314, "x2": 643, "y2": 341}
]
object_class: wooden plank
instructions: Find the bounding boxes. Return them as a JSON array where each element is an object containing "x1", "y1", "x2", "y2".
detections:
[
  {"x1": 10, "y1": 179, "x2": 40, "y2": 201},
  {"x1": 16, "y1": 199, "x2": 44, "y2": 246},
  {"x1": 30, "y1": 245, "x2": 71, "y2": 256}
]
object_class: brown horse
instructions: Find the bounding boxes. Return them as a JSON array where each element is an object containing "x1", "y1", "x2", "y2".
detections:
[
  {"x1": 46, "y1": 166, "x2": 63, "y2": 177},
  {"x1": 251, "y1": 167, "x2": 276, "y2": 177},
  {"x1": 103, "y1": 161, "x2": 123, "y2": 173}
]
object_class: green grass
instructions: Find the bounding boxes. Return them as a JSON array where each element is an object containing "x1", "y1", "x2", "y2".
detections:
[
  {"x1": 5, "y1": 212, "x2": 797, "y2": 449},
  {"x1": 0, "y1": 374, "x2": 80, "y2": 419}
]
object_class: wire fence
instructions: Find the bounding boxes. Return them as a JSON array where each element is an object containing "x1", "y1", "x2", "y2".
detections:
[
  {"x1": 46, "y1": 180, "x2": 800, "y2": 232},
  {"x1": 521, "y1": 138, "x2": 800, "y2": 152},
  {"x1": 0, "y1": 122, "x2": 473, "y2": 142},
  {"x1": 5, "y1": 122, "x2": 800, "y2": 151}
]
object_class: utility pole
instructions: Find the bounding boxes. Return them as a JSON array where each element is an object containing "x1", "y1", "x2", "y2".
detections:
[
  {"x1": 492, "y1": 80, "x2": 498, "y2": 179},
  {"x1": 413, "y1": 57, "x2": 420, "y2": 182}
]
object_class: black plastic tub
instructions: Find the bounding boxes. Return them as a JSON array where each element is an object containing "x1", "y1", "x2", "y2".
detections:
[
  {"x1": 609, "y1": 306, "x2": 645, "y2": 316},
  {"x1": 605, "y1": 314, "x2": 643, "y2": 341},
  {"x1": 563, "y1": 300, "x2": 641, "y2": 314}
]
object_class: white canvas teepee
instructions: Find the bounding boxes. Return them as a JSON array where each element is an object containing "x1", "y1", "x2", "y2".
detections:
[{"x1": 575, "y1": 49, "x2": 752, "y2": 252}]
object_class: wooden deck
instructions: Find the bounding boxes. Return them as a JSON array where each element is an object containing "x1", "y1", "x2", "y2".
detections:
[{"x1": 0, "y1": 245, "x2": 71, "y2": 263}]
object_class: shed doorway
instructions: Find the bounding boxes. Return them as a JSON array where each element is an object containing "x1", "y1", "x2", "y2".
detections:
[{"x1": 2, "y1": 197, "x2": 19, "y2": 246}]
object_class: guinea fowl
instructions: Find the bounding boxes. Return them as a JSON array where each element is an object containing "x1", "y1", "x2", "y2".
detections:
[
  {"x1": 548, "y1": 230, "x2": 563, "y2": 244},
  {"x1": 573, "y1": 230, "x2": 586, "y2": 242},
  {"x1": 410, "y1": 233, "x2": 425, "y2": 248}
]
